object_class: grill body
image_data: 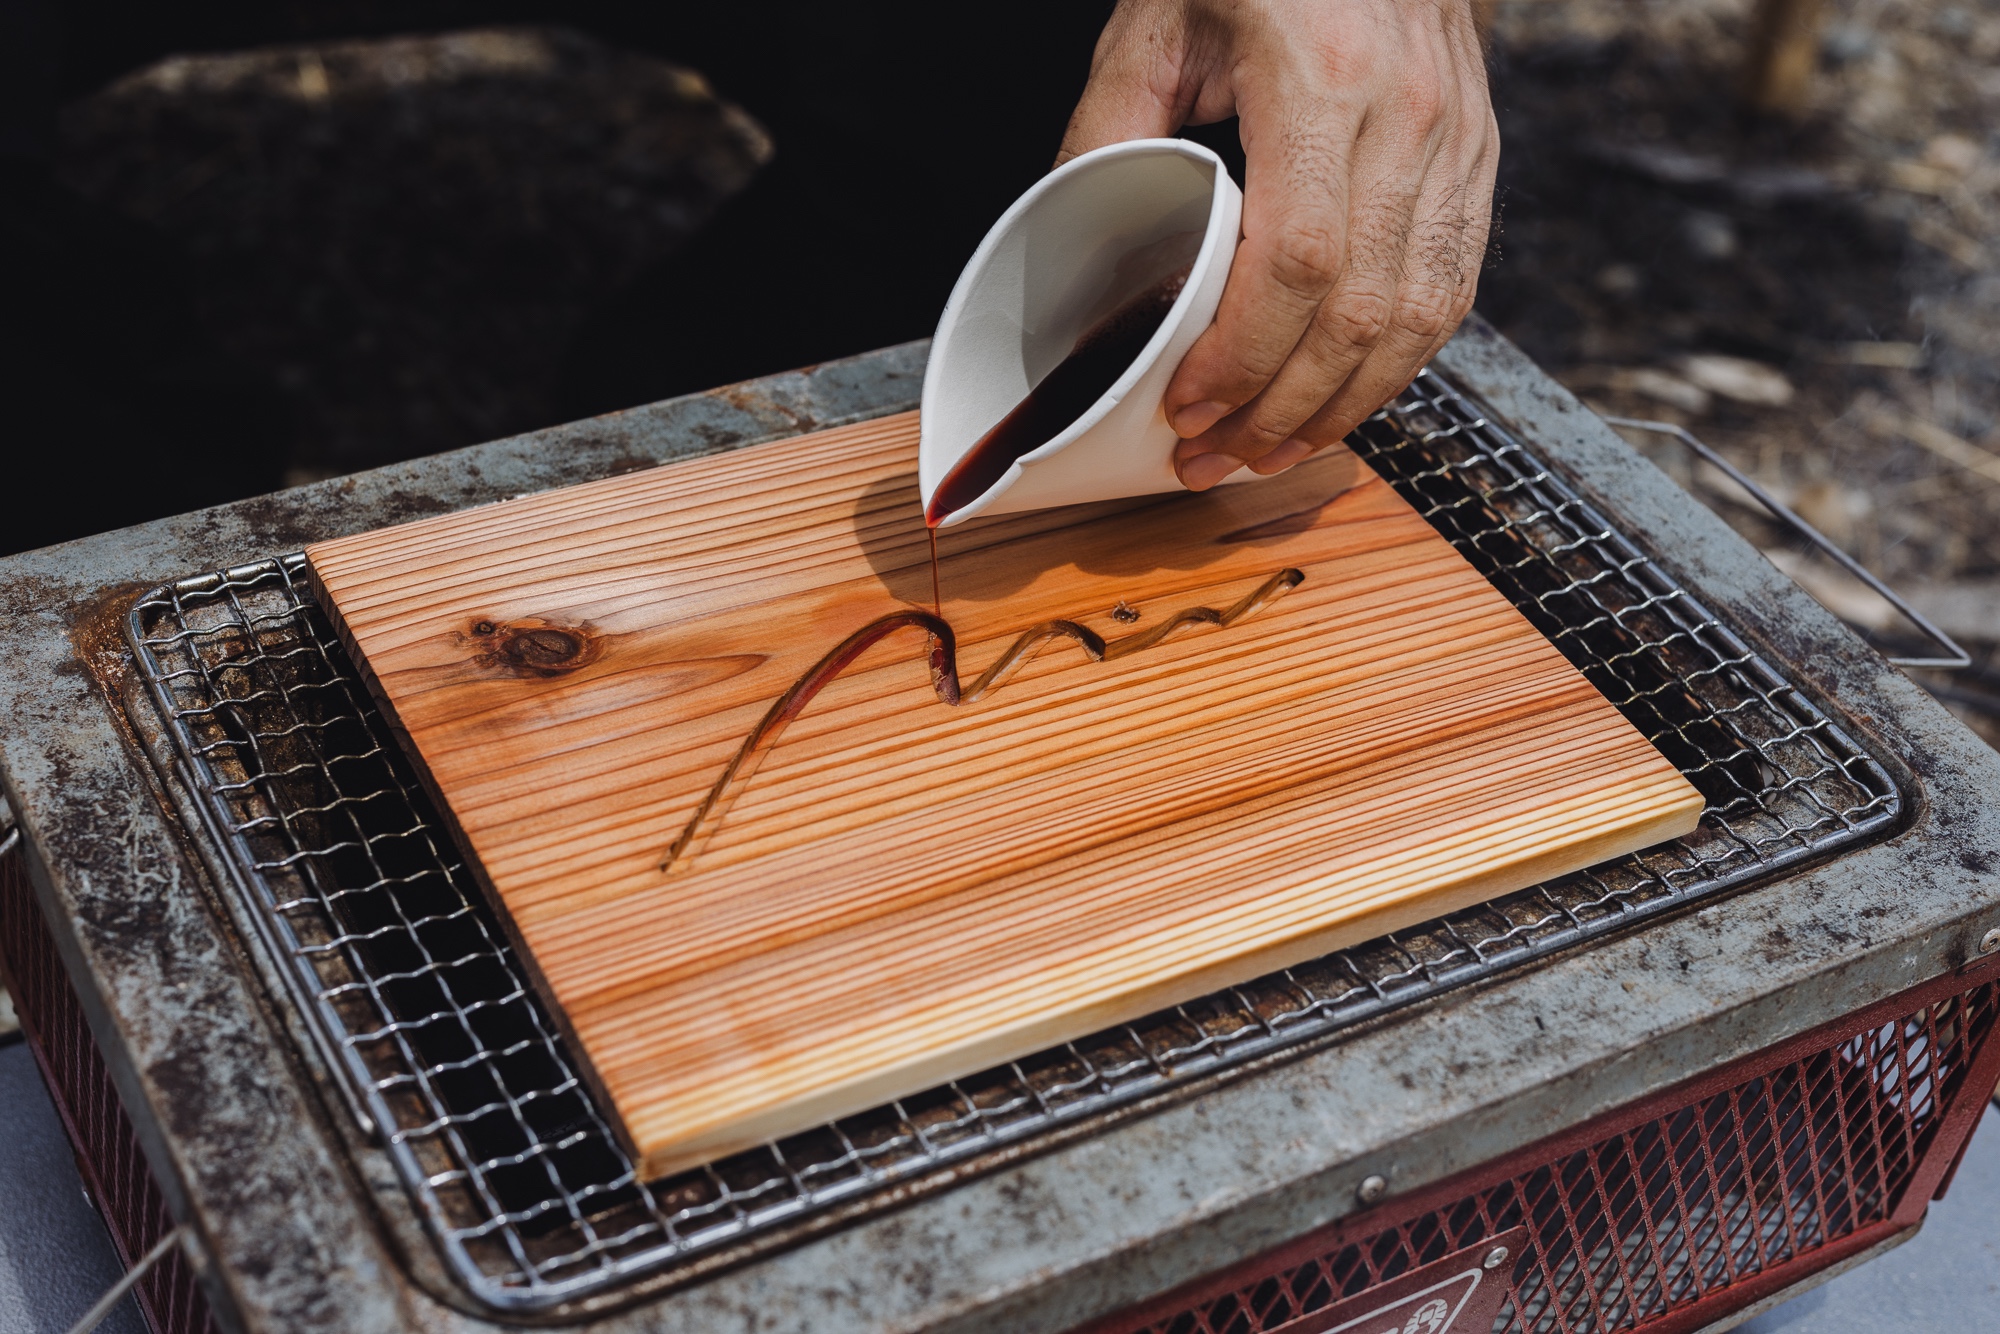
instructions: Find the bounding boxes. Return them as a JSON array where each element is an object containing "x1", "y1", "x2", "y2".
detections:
[
  {"x1": 110, "y1": 365, "x2": 1899, "y2": 1312},
  {"x1": 1, "y1": 847, "x2": 217, "y2": 1334},
  {"x1": 1081, "y1": 962, "x2": 2000, "y2": 1334},
  {"x1": 0, "y1": 323, "x2": 1996, "y2": 1333}
]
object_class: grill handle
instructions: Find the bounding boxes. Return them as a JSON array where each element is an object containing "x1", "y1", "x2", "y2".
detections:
[{"x1": 1603, "y1": 416, "x2": 1971, "y2": 671}]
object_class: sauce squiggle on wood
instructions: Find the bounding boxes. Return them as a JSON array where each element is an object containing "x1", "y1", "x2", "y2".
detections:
[{"x1": 660, "y1": 568, "x2": 1306, "y2": 875}]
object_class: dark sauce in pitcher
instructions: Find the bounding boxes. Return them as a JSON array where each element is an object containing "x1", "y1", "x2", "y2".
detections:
[{"x1": 924, "y1": 265, "x2": 1192, "y2": 529}]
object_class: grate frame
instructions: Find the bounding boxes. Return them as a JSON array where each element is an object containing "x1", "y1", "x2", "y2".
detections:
[{"x1": 121, "y1": 368, "x2": 1903, "y2": 1312}]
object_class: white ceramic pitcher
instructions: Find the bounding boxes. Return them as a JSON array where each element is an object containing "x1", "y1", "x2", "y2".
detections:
[{"x1": 919, "y1": 138, "x2": 1245, "y2": 527}]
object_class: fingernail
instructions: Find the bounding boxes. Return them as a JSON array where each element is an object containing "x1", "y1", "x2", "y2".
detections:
[
  {"x1": 1251, "y1": 438, "x2": 1316, "y2": 475},
  {"x1": 1170, "y1": 400, "x2": 1232, "y2": 438},
  {"x1": 1179, "y1": 452, "x2": 1244, "y2": 490}
]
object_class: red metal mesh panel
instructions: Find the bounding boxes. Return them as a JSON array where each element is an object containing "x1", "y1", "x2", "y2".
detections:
[
  {"x1": 1108, "y1": 975, "x2": 2000, "y2": 1334},
  {"x1": 0, "y1": 849, "x2": 220, "y2": 1334}
]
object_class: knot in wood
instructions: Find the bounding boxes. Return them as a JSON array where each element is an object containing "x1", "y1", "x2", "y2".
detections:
[
  {"x1": 500, "y1": 626, "x2": 590, "y2": 673},
  {"x1": 469, "y1": 618, "x2": 601, "y2": 676}
]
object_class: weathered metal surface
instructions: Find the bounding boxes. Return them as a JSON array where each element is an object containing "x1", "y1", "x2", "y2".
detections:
[
  {"x1": 1068, "y1": 956, "x2": 2000, "y2": 1334},
  {"x1": 120, "y1": 364, "x2": 1902, "y2": 1313},
  {"x1": 1, "y1": 325, "x2": 1997, "y2": 1333}
]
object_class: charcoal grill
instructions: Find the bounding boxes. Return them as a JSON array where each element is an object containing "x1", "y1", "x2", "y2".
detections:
[{"x1": 1, "y1": 320, "x2": 1996, "y2": 1333}]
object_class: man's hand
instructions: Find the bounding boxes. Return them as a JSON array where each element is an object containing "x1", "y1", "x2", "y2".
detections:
[{"x1": 1058, "y1": 0, "x2": 1498, "y2": 489}]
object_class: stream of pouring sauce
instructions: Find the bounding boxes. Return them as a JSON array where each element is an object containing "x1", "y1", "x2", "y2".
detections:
[
  {"x1": 661, "y1": 239, "x2": 1250, "y2": 875},
  {"x1": 660, "y1": 567, "x2": 1306, "y2": 875}
]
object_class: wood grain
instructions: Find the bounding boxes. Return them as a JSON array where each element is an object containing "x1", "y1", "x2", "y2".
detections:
[{"x1": 306, "y1": 410, "x2": 1704, "y2": 1177}]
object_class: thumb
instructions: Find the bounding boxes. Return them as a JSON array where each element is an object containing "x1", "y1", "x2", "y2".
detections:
[{"x1": 1056, "y1": 5, "x2": 1188, "y2": 164}]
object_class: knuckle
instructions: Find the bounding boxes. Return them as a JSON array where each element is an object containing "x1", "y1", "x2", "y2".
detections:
[
  {"x1": 1295, "y1": 401, "x2": 1363, "y2": 450},
  {"x1": 1348, "y1": 195, "x2": 1420, "y2": 271},
  {"x1": 1394, "y1": 282, "x2": 1462, "y2": 345},
  {"x1": 1319, "y1": 286, "x2": 1396, "y2": 350},
  {"x1": 1412, "y1": 203, "x2": 1484, "y2": 290},
  {"x1": 1232, "y1": 406, "x2": 1298, "y2": 456},
  {"x1": 1446, "y1": 284, "x2": 1477, "y2": 334},
  {"x1": 1284, "y1": 405, "x2": 1346, "y2": 449},
  {"x1": 1398, "y1": 74, "x2": 1447, "y2": 125},
  {"x1": 1264, "y1": 222, "x2": 1344, "y2": 303}
]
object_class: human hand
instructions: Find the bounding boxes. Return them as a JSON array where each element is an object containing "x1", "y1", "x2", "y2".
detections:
[{"x1": 1058, "y1": 0, "x2": 1498, "y2": 489}]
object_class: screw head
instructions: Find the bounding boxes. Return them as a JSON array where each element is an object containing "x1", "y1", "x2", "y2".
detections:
[
  {"x1": 1484, "y1": 1245, "x2": 1511, "y2": 1270},
  {"x1": 1980, "y1": 928, "x2": 2000, "y2": 956},
  {"x1": 1357, "y1": 1174, "x2": 1388, "y2": 1204}
]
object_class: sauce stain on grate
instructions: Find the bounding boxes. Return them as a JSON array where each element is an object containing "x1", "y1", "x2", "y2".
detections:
[{"x1": 123, "y1": 369, "x2": 1902, "y2": 1311}]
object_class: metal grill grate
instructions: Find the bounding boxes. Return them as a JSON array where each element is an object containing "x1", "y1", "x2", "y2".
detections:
[
  {"x1": 1108, "y1": 976, "x2": 2000, "y2": 1334},
  {"x1": 123, "y1": 369, "x2": 1901, "y2": 1312}
]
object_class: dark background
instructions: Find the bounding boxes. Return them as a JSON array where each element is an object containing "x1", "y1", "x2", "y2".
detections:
[
  {"x1": 9, "y1": 0, "x2": 1998, "y2": 758},
  {"x1": 3, "y1": 2, "x2": 1136, "y2": 555}
]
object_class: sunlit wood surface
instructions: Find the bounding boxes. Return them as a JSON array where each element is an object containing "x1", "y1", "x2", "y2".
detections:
[{"x1": 307, "y1": 410, "x2": 1704, "y2": 1177}]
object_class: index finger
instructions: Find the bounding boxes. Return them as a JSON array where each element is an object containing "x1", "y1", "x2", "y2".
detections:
[
  {"x1": 1162, "y1": 85, "x2": 1362, "y2": 439},
  {"x1": 1056, "y1": 1, "x2": 1187, "y2": 164}
]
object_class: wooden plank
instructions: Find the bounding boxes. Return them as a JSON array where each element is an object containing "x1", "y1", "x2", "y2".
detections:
[{"x1": 306, "y1": 410, "x2": 1704, "y2": 1177}]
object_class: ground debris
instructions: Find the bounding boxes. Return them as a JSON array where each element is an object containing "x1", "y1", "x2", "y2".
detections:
[{"x1": 1482, "y1": 0, "x2": 2000, "y2": 743}]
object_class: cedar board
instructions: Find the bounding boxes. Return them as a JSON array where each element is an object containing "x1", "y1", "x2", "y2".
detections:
[{"x1": 305, "y1": 410, "x2": 1704, "y2": 1177}]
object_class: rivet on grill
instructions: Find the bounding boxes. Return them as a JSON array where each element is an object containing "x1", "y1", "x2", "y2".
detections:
[
  {"x1": 1356, "y1": 1174, "x2": 1388, "y2": 1204},
  {"x1": 1980, "y1": 927, "x2": 2000, "y2": 955},
  {"x1": 1484, "y1": 1245, "x2": 1510, "y2": 1270}
]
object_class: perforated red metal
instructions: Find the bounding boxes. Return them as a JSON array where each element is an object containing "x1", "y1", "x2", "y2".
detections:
[
  {"x1": 1085, "y1": 962, "x2": 2000, "y2": 1334},
  {"x1": 0, "y1": 848, "x2": 219, "y2": 1334}
]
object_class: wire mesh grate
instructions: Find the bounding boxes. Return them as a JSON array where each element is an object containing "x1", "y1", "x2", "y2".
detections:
[
  {"x1": 122, "y1": 369, "x2": 1901, "y2": 1311},
  {"x1": 1108, "y1": 976, "x2": 1998, "y2": 1334}
]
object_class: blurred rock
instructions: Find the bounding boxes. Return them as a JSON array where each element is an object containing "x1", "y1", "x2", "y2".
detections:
[
  {"x1": 1677, "y1": 354, "x2": 1796, "y2": 407},
  {"x1": 1595, "y1": 262, "x2": 1644, "y2": 296},
  {"x1": 1887, "y1": 158, "x2": 1962, "y2": 195},
  {"x1": 1692, "y1": 458, "x2": 1784, "y2": 515},
  {"x1": 1682, "y1": 210, "x2": 1740, "y2": 260},
  {"x1": 1790, "y1": 479, "x2": 1873, "y2": 548},
  {"x1": 1906, "y1": 580, "x2": 2000, "y2": 643},
  {"x1": 1822, "y1": 24, "x2": 1876, "y2": 63},
  {"x1": 1765, "y1": 549, "x2": 2000, "y2": 645},
  {"x1": 1924, "y1": 132, "x2": 1983, "y2": 175},
  {"x1": 1825, "y1": 340, "x2": 1926, "y2": 369},
  {"x1": 1580, "y1": 138, "x2": 1842, "y2": 203},
  {"x1": 1908, "y1": 214, "x2": 1989, "y2": 270},
  {"x1": 1565, "y1": 365, "x2": 1713, "y2": 414},
  {"x1": 1620, "y1": 367, "x2": 1713, "y2": 414},
  {"x1": 56, "y1": 27, "x2": 771, "y2": 474}
]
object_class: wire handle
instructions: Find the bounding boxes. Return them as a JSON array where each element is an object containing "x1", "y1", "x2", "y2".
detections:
[
  {"x1": 1603, "y1": 416, "x2": 1971, "y2": 670},
  {"x1": 64, "y1": 1225, "x2": 190, "y2": 1334}
]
